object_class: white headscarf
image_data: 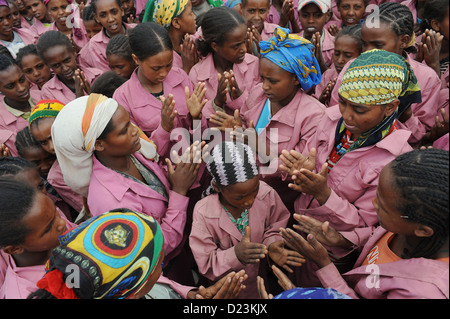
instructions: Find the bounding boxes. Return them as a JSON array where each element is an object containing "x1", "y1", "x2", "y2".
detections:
[{"x1": 51, "y1": 94, "x2": 157, "y2": 197}]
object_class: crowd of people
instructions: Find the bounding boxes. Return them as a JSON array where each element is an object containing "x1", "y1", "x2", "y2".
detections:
[{"x1": 0, "y1": 0, "x2": 448, "y2": 300}]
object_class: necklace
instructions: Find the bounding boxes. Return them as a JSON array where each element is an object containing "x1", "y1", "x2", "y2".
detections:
[{"x1": 136, "y1": 70, "x2": 163, "y2": 100}]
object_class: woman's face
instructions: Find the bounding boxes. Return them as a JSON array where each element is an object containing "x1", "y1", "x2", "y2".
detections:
[
  {"x1": 30, "y1": 117, "x2": 56, "y2": 155},
  {"x1": 20, "y1": 54, "x2": 52, "y2": 88},
  {"x1": 46, "y1": 0, "x2": 71, "y2": 28},
  {"x1": 212, "y1": 24, "x2": 247, "y2": 64},
  {"x1": 95, "y1": 104, "x2": 141, "y2": 157},
  {"x1": 338, "y1": 0, "x2": 366, "y2": 26},
  {"x1": 83, "y1": 19, "x2": 103, "y2": 39},
  {"x1": 42, "y1": 44, "x2": 77, "y2": 82},
  {"x1": 333, "y1": 35, "x2": 361, "y2": 73},
  {"x1": 19, "y1": 192, "x2": 67, "y2": 253},
  {"x1": 14, "y1": 168, "x2": 47, "y2": 195},
  {"x1": 338, "y1": 94, "x2": 397, "y2": 139},
  {"x1": 361, "y1": 22, "x2": 408, "y2": 55},
  {"x1": 24, "y1": 0, "x2": 48, "y2": 22},
  {"x1": 372, "y1": 163, "x2": 417, "y2": 234},
  {"x1": 0, "y1": 65, "x2": 31, "y2": 102},
  {"x1": 8, "y1": 3, "x2": 22, "y2": 28},
  {"x1": 216, "y1": 176, "x2": 260, "y2": 213},
  {"x1": 242, "y1": 0, "x2": 270, "y2": 33},
  {"x1": 21, "y1": 146, "x2": 56, "y2": 178},
  {"x1": 298, "y1": 3, "x2": 331, "y2": 38},
  {"x1": 94, "y1": 0, "x2": 124, "y2": 37},
  {"x1": 0, "y1": 7, "x2": 13, "y2": 40},
  {"x1": 107, "y1": 54, "x2": 135, "y2": 79},
  {"x1": 175, "y1": 1, "x2": 197, "y2": 35},
  {"x1": 134, "y1": 49, "x2": 173, "y2": 86},
  {"x1": 259, "y1": 57, "x2": 299, "y2": 106}
]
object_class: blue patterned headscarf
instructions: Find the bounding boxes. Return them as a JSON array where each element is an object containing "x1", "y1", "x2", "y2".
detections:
[
  {"x1": 260, "y1": 27, "x2": 322, "y2": 91},
  {"x1": 274, "y1": 287, "x2": 352, "y2": 299}
]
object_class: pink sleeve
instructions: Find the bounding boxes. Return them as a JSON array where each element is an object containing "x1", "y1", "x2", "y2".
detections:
[{"x1": 316, "y1": 263, "x2": 362, "y2": 299}]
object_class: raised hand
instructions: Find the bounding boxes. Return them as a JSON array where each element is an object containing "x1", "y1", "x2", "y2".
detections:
[
  {"x1": 228, "y1": 70, "x2": 243, "y2": 101},
  {"x1": 195, "y1": 270, "x2": 248, "y2": 299},
  {"x1": 209, "y1": 109, "x2": 243, "y2": 131},
  {"x1": 268, "y1": 239, "x2": 306, "y2": 273},
  {"x1": 160, "y1": 94, "x2": 178, "y2": 132},
  {"x1": 280, "y1": 228, "x2": 332, "y2": 268},
  {"x1": 185, "y1": 82, "x2": 207, "y2": 120},
  {"x1": 181, "y1": 34, "x2": 200, "y2": 74},
  {"x1": 327, "y1": 24, "x2": 341, "y2": 37},
  {"x1": 214, "y1": 72, "x2": 229, "y2": 109},
  {"x1": 165, "y1": 145, "x2": 201, "y2": 196},
  {"x1": 234, "y1": 226, "x2": 268, "y2": 265},
  {"x1": 279, "y1": 147, "x2": 317, "y2": 177},
  {"x1": 257, "y1": 265, "x2": 296, "y2": 299},
  {"x1": 74, "y1": 69, "x2": 90, "y2": 97},
  {"x1": 292, "y1": 214, "x2": 353, "y2": 249},
  {"x1": 0, "y1": 143, "x2": 11, "y2": 158},
  {"x1": 319, "y1": 78, "x2": 337, "y2": 105},
  {"x1": 289, "y1": 162, "x2": 331, "y2": 205}
]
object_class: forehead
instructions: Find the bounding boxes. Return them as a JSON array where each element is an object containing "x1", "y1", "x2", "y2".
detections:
[
  {"x1": 20, "y1": 54, "x2": 43, "y2": 66},
  {"x1": 0, "y1": 65, "x2": 23, "y2": 84},
  {"x1": 95, "y1": 0, "x2": 121, "y2": 11},
  {"x1": 223, "y1": 24, "x2": 247, "y2": 43},
  {"x1": 43, "y1": 44, "x2": 72, "y2": 60},
  {"x1": 141, "y1": 49, "x2": 173, "y2": 65},
  {"x1": 244, "y1": 0, "x2": 270, "y2": 7},
  {"x1": 24, "y1": 0, "x2": 42, "y2": 5}
]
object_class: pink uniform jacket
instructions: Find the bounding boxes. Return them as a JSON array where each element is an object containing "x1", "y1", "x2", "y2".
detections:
[
  {"x1": 265, "y1": 0, "x2": 301, "y2": 32},
  {"x1": 87, "y1": 152, "x2": 189, "y2": 261},
  {"x1": 0, "y1": 28, "x2": 38, "y2": 55},
  {"x1": 239, "y1": 84, "x2": 326, "y2": 210},
  {"x1": 188, "y1": 53, "x2": 261, "y2": 121},
  {"x1": 78, "y1": 23, "x2": 137, "y2": 73},
  {"x1": 189, "y1": 181, "x2": 290, "y2": 299},
  {"x1": 0, "y1": 128, "x2": 18, "y2": 156},
  {"x1": 260, "y1": 22, "x2": 280, "y2": 41},
  {"x1": 316, "y1": 226, "x2": 449, "y2": 299}
]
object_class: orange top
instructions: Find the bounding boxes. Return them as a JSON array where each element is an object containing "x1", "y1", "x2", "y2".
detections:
[{"x1": 362, "y1": 232, "x2": 449, "y2": 265}]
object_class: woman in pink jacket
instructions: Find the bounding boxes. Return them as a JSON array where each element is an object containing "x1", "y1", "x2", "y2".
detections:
[
  {"x1": 78, "y1": 0, "x2": 136, "y2": 73},
  {"x1": 190, "y1": 141, "x2": 304, "y2": 299},
  {"x1": 0, "y1": 177, "x2": 76, "y2": 299},
  {"x1": 112, "y1": 21, "x2": 208, "y2": 161},
  {"x1": 280, "y1": 49, "x2": 417, "y2": 287},
  {"x1": 37, "y1": 30, "x2": 101, "y2": 104},
  {"x1": 280, "y1": 148, "x2": 449, "y2": 299},
  {"x1": 189, "y1": 6, "x2": 261, "y2": 122},
  {"x1": 51, "y1": 93, "x2": 203, "y2": 263},
  {"x1": 329, "y1": 2, "x2": 442, "y2": 146},
  {"x1": 210, "y1": 26, "x2": 324, "y2": 212}
]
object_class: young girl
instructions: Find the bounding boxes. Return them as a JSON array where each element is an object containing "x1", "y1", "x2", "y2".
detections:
[
  {"x1": 51, "y1": 93, "x2": 203, "y2": 263},
  {"x1": 241, "y1": 0, "x2": 280, "y2": 56},
  {"x1": 81, "y1": 4, "x2": 102, "y2": 39},
  {"x1": 142, "y1": 0, "x2": 199, "y2": 74},
  {"x1": 112, "y1": 22, "x2": 207, "y2": 160},
  {"x1": 266, "y1": 0, "x2": 301, "y2": 33},
  {"x1": 78, "y1": 0, "x2": 137, "y2": 73},
  {"x1": 16, "y1": 44, "x2": 53, "y2": 101},
  {"x1": 37, "y1": 30, "x2": 102, "y2": 104},
  {"x1": 25, "y1": 0, "x2": 53, "y2": 36},
  {"x1": 0, "y1": 55, "x2": 40, "y2": 151},
  {"x1": 28, "y1": 99, "x2": 85, "y2": 216},
  {"x1": 314, "y1": 24, "x2": 362, "y2": 106},
  {"x1": 0, "y1": 1, "x2": 38, "y2": 58},
  {"x1": 279, "y1": 49, "x2": 416, "y2": 287},
  {"x1": 189, "y1": 141, "x2": 303, "y2": 299},
  {"x1": 0, "y1": 178, "x2": 76, "y2": 298},
  {"x1": 7, "y1": 0, "x2": 22, "y2": 29},
  {"x1": 14, "y1": 0, "x2": 35, "y2": 28},
  {"x1": 327, "y1": 0, "x2": 368, "y2": 36},
  {"x1": 105, "y1": 34, "x2": 136, "y2": 79},
  {"x1": 210, "y1": 26, "x2": 325, "y2": 213},
  {"x1": 281, "y1": 148, "x2": 449, "y2": 299},
  {"x1": 189, "y1": 6, "x2": 261, "y2": 121},
  {"x1": 329, "y1": 2, "x2": 442, "y2": 146},
  {"x1": 44, "y1": 0, "x2": 89, "y2": 52},
  {"x1": 297, "y1": 0, "x2": 334, "y2": 72}
]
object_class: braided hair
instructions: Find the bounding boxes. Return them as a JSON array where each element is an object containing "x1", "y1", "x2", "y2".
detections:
[
  {"x1": 196, "y1": 6, "x2": 246, "y2": 57},
  {"x1": 375, "y1": 2, "x2": 416, "y2": 52},
  {"x1": 14, "y1": 126, "x2": 41, "y2": 158},
  {"x1": 0, "y1": 156, "x2": 36, "y2": 177},
  {"x1": 390, "y1": 149, "x2": 449, "y2": 259},
  {"x1": 204, "y1": 141, "x2": 259, "y2": 196}
]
